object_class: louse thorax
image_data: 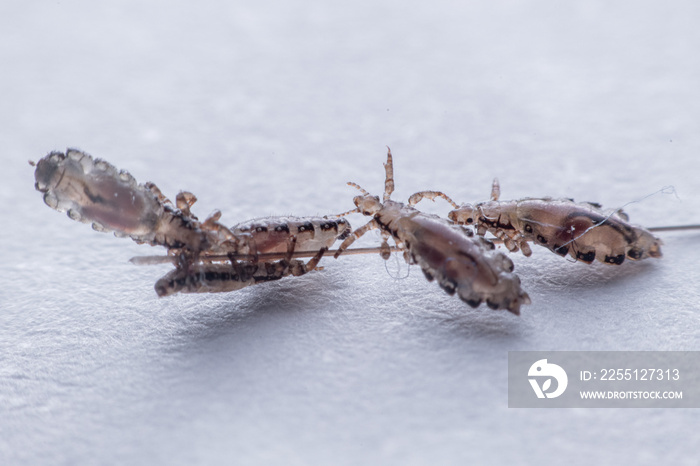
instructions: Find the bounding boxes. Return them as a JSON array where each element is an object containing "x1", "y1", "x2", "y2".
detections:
[{"x1": 449, "y1": 201, "x2": 520, "y2": 235}]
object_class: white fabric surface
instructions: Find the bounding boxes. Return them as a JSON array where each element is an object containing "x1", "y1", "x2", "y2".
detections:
[{"x1": 2, "y1": 1, "x2": 699, "y2": 464}]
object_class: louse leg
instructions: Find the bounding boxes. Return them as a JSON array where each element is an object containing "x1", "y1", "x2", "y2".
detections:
[
  {"x1": 491, "y1": 178, "x2": 500, "y2": 201},
  {"x1": 288, "y1": 243, "x2": 328, "y2": 276},
  {"x1": 273, "y1": 235, "x2": 299, "y2": 276},
  {"x1": 408, "y1": 191, "x2": 460, "y2": 208},
  {"x1": 517, "y1": 238, "x2": 533, "y2": 256},
  {"x1": 491, "y1": 229, "x2": 519, "y2": 253},
  {"x1": 335, "y1": 206, "x2": 361, "y2": 217},
  {"x1": 154, "y1": 237, "x2": 326, "y2": 297},
  {"x1": 334, "y1": 219, "x2": 381, "y2": 258},
  {"x1": 176, "y1": 191, "x2": 198, "y2": 219},
  {"x1": 201, "y1": 209, "x2": 240, "y2": 245},
  {"x1": 260, "y1": 235, "x2": 326, "y2": 280},
  {"x1": 496, "y1": 230, "x2": 533, "y2": 256},
  {"x1": 379, "y1": 230, "x2": 392, "y2": 260},
  {"x1": 498, "y1": 231, "x2": 520, "y2": 253},
  {"x1": 383, "y1": 147, "x2": 395, "y2": 203},
  {"x1": 226, "y1": 250, "x2": 253, "y2": 280},
  {"x1": 202, "y1": 210, "x2": 232, "y2": 236},
  {"x1": 145, "y1": 182, "x2": 175, "y2": 208}
]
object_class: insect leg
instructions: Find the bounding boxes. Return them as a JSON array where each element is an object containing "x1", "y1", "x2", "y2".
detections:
[
  {"x1": 201, "y1": 210, "x2": 240, "y2": 244},
  {"x1": 383, "y1": 147, "x2": 395, "y2": 202},
  {"x1": 145, "y1": 182, "x2": 174, "y2": 207},
  {"x1": 491, "y1": 178, "x2": 501, "y2": 201},
  {"x1": 175, "y1": 191, "x2": 198, "y2": 218},
  {"x1": 379, "y1": 230, "x2": 393, "y2": 260},
  {"x1": 408, "y1": 191, "x2": 459, "y2": 208},
  {"x1": 334, "y1": 219, "x2": 380, "y2": 258},
  {"x1": 517, "y1": 237, "x2": 533, "y2": 256},
  {"x1": 289, "y1": 246, "x2": 328, "y2": 277}
]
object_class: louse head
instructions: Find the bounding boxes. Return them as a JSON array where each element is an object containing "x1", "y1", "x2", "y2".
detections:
[
  {"x1": 347, "y1": 182, "x2": 383, "y2": 216},
  {"x1": 34, "y1": 151, "x2": 65, "y2": 193},
  {"x1": 353, "y1": 194, "x2": 383, "y2": 216},
  {"x1": 448, "y1": 204, "x2": 478, "y2": 225}
]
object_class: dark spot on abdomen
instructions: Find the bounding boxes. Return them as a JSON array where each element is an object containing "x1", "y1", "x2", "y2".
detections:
[
  {"x1": 576, "y1": 251, "x2": 596, "y2": 263},
  {"x1": 274, "y1": 224, "x2": 290, "y2": 233},
  {"x1": 320, "y1": 221, "x2": 338, "y2": 232},
  {"x1": 604, "y1": 254, "x2": 625, "y2": 265},
  {"x1": 298, "y1": 222, "x2": 315, "y2": 233}
]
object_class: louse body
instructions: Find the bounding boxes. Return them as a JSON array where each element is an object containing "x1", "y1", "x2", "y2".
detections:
[
  {"x1": 231, "y1": 216, "x2": 351, "y2": 256},
  {"x1": 452, "y1": 199, "x2": 662, "y2": 264},
  {"x1": 455, "y1": 179, "x2": 661, "y2": 264},
  {"x1": 410, "y1": 179, "x2": 662, "y2": 264},
  {"x1": 155, "y1": 239, "x2": 327, "y2": 297},
  {"x1": 33, "y1": 149, "x2": 351, "y2": 258},
  {"x1": 33, "y1": 149, "x2": 349, "y2": 296},
  {"x1": 34, "y1": 149, "x2": 212, "y2": 252},
  {"x1": 335, "y1": 149, "x2": 530, "y2": 315}
]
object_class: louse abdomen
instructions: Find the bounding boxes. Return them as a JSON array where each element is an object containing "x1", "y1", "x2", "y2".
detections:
[
  {"x1": 231, "y1": 216, "x2": 351, "y2": 254},
  {"x1": 504, "y1": 200, "x2": 663, "y2": 265},
  {"x1": 155, "y1": 264, "x2": 257, "y2": 296},
  {"x1": 540, "y1": 208, "x2": 661, "y2": 264},
  {"x1": 34, "y1": 150, "x2": 163, "y2": 237},
  {"x1": 393, "y1": 214, "x2": 530, "y2": 314},
  {"x1": 34, "y1": 149, "x2": 209, "y2": 251}
]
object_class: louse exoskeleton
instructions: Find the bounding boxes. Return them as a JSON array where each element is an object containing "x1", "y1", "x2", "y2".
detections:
[
  {"x1": 32, "y1": 149, "x2": 352, "y2": 258},
  {"x1": 231, "y1": 216, "x2": 351, "y2": 256},
  {"x1": 32, "y1": 149, "x2": 351, "y2": 296},
  {"x1": 33, "y1": 149, "x2": 213, "y2": 252},
  {"x1": 409, "y1": 178, "x2": 663, "y2": 265},
  {"x1": 33, "y1": 149, "x2": 352, "y2": 259},
  {"x1": 155, "y1": 237, "x2": 327, "y2": 297},
  {"x1": 334, "y1": 148, "x2": 531, "y2": 315}
]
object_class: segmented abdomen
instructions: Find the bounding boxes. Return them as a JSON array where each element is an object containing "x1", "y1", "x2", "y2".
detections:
[
  {"x1": 379, "y1": 203, "x2": 530, "y2": 314},
  {"x1": 513, "y1": 200, "x2": 661, "y2": 264},
  {"x1": 231, "y1": 216, "x2": 351, "y2": 255},
  {"x1": 155, "y1": 261, "x2": 285, "y2": 296},
  {"x1": 34, "y1": 149, "x2": 206, "y2": 251}
]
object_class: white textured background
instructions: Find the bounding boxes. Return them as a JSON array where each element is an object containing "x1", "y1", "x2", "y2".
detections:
[{"x1": 2, "y1": 1, "x2": 700, "y2": 464}]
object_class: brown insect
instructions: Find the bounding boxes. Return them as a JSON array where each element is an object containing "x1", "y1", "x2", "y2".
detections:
[
  {"x1": 334, "y1": 148, "x2": 531, "y2": 315},
  {"x1": 154, "y1": 237, "x2": 327, "y2": 297},
  {"x1": 409, "y1": 178, "x2": 663, "y2": 265},
  {"x1": 32, "y1": 149, "x2": 350, "y2": 296}
]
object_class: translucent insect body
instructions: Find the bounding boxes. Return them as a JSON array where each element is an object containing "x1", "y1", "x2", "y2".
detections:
[
  {"x1": 33, "y1": 149, "x2": 349, "y2": 296},
  {"x1": 410, "y1": 179, "x2": 663, "y2": 265},
  {"x1": 34, "y1": 147, "x2": 692, "y2": 313},
  {"x1": 335, "y1": 149, "x2": 531, "y2": 315}
]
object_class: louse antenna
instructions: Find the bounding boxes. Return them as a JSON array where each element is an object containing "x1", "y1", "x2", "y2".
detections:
[
  {"x1": 407, "y1": 191, "x2": 460, "y2": 209},
  {"x1": 336, "y1": 207, "x2": 360, "y2": 217},
  {"x1": 347, "y1": 181, "x2": 370, "y2": 196}
]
